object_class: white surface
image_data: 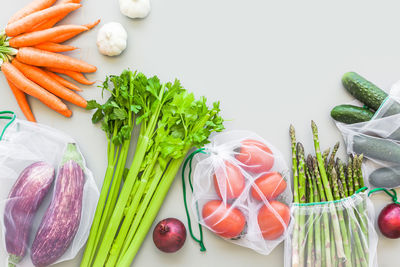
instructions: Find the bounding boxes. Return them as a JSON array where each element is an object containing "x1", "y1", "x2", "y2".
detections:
[{"x1": 1, "y1": 0, "x2": 400, "y2": 266}]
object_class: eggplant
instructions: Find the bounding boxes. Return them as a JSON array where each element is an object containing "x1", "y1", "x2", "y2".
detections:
[
  {"x1": 31, "y1": 144, "x2": 85, "y2": 267},
  {"x1": 4, "y1": 162, "x2": 55, "y2": 265}
]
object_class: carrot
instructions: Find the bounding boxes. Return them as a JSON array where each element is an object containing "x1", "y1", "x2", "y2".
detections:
[
  {"x1": 10, "y1": 25, "x2": 88, "y2": 47},
  {"x1": 44, "y1": 70, "x2": 82, "y2": 91},
  {"x1": 33, "y1": 42, "x2": 77, "y2": 52},
  {"x1": 1, "y1": 62, "x2": 68, "y2": 112},
  {"x1": 51, "y1": 19, "x2": 101, "y2": 43},
  {"x1": 57, "y1": 108, "x2": 72, "y2": 118},
  {"x1": 5, "y1": 78, "x2": 36, "y2": 122},
  {"x1": 8, "y1": 0, "x2": 57, "y2": 24},
  {"x1": 29, "y1": 0, "x2": 83, "y2": 32},
  {"x1": 5, "y1": 3, "x2": 81, "y2": 37},
  {"x1": 16, "y1": 47, "x2": 97, "y2": 73},
  {"x1": 46, "y1": 67, "x2": 95, "y2": 85},
  {"x1": 12, "y1": 60, "x2": 87, "y2": 108}
]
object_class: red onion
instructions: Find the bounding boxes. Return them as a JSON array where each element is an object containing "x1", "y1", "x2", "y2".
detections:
[
  {"x1": 378, "y1": 203, "x2": 400, "y2": 239},
  {"x1": 153, "y1": 218, "x2": 187, "y2": 253}
]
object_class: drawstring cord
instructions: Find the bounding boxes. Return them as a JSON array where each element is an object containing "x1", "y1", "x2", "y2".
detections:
[
  {"x1": 182, "y1": 148, "x2": 207, "y2": 252},
  {"x1": 368, "y1": 187, "x2": 400, "y2": 204},
  {"x1": 0, "y1": 111, "x2": 16, "y2": 141}
]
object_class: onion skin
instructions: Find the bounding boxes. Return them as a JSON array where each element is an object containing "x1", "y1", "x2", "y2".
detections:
[
  {"x1": 378, "y1": 203, "x2": 400, "y2": 239},
  {"x1": 153, "y1": 218, "x2": 187, "y2": 253}
]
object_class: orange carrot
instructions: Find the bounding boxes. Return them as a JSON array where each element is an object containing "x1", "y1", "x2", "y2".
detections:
[
  {"x1": 8, "y1": 0, "x2": 57, "y2": 24},
  {"x1": 45, "y1": 70, "x2": 82, "y2": 91},
  {"x1": 46, "y1": 67, "x2": 95, "y2": 85},
  {"x1": 33, "y1": 42, "x2": 77, "y2": 52},
  {"x1": 10, "y1": 25, "x2": 88, "y2": 47},
  {"x1": 57, "y1": 108, "x2": 72, "y2": 118},
  {"x1": 29, "y1": 0, "x2": 83, "y2": 31},
  {"x1": 1, "y1": 62, "x2": 68, "y2": 112},
  {"x1": 51, "y1": 19, "x2": 101, "y2": 43},
  {"x1": 16, "y1": 47, "x2": 97, "y2": 73},
  {"x1": 5, "y1": 78, "x2": 36, "y2": 122},
  {"x1": 12, "y1": 60, "x2": 87, "y2": 108},
  {"x1": 5, "y1": 3, "x2": 81, "y2": 37}
]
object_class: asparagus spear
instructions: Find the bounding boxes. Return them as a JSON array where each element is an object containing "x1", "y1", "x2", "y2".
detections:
[
  {"x1": 347, "y1": 156, "x2": 354, "y2": 196},
  {"x1": 308, "y1": 157, "x2": 322, "y2": 267},
  {"x1": 353, "y1": 155, "x2": 360, "y2": 191},
  {"x1": 306, "y1": 157, "x2": 315, "y2": 267},
  {"x1": 311, "y1": 121, "x2": 346, "y2": 261},
  {"x1": 357, "y1": 154, "x2": 365, "y2": 188},
  {"x1": 329, "y1": 142, "x2": 340, "y2": 166},
  {"x1": 297, "y1": 143, "x2": 307, "y2": 266},
  {"x1": 289, "y1": 125, "x2": 300, "y2": 267},
  {"x1": 312, "y1": 157, "x2": 332, "y2": 267},
  {"x1": 331, "y1": 167, "x2": 352, "y2": 266},
  {"x1": 337, "y1": 158, "x2": 349, "y2": 197},
  {"x1": 323, "y1": 148, "x2": 331, "y2": 168}
]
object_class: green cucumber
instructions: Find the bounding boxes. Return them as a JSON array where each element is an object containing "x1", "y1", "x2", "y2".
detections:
[
  {"x1": 353, "y1": 135, "x2": 400, "y2": 163},
  {"x1": 342, "y1": 72, "x2": 400, "y2": 116},
  {"x1": 342, "y1": 72, "x2": 387, "y2": 111},
  {"x1": 369, "y1": 166, "x2": 400, "y2": 188},
  {"x1": 330, "y1": 104, "x2": 374, "y2": 124}
]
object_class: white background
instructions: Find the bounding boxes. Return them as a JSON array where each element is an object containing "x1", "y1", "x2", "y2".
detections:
[{"x1": 1, "y1": 0, "x2": 400, "y2": 266}]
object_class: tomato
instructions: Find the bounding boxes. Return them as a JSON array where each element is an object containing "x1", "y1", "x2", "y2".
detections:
[
  {"x1": 236, "y1": 139, "x2": 274, "y2": 173},
  {"x1": 251, "y1": 172, "x2": 287, "y2": 201},
  {"x1": 213, "y1": 161, "x2": 245, "y2": 200},
  {"x1": 202, "y1": 200, "x2": 246, "y2": 239},
  {"x1": 257, "y1": 201, "x2": 290, "y2": 240}
]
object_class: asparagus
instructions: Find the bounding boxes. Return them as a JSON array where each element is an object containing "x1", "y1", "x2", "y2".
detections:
[
  {"x1": 306, "y1": 157, "x2": 315, "y2": 267},
  {"x1": 337, "y1": 159, "x2": 349, "y2": 197},
  {"x1": 289, "y1": 125, "x2": 300, "y2": 267},
  {"x1": 308, "y1": 157, "x2": 322, "y2": 267},
  {"x1": 347, "y1": 156, "x2": 354, "y2": 196},
  {"x1": 331, "y1": 167, "x2": 352, "y2": 266},
  {"x1": 312, "y1": 157, "x2": 332, "y2": 267},
  {"x1": 297, "y1": 143, "x2": 307, "y2": 266},
  {"x1": 353, "y1": 155, "x2": 360, "y2": 191},
  {"x1": 323, "y1": 148, "x2": 331, "y2": 168},
  {"x1": 311, "y1": 121, "x2": 346, "y2": 261}
]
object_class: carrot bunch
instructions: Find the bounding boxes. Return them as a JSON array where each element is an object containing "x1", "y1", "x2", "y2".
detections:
[{"x1": 0, "y1": 0, "x2": 100, "y2": 122}]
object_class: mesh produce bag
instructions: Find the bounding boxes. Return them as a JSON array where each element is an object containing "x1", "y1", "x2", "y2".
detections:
[
  {"x1": 334, "y1": 83, "x2": 400, "y2": 188},
  {"x1": 0, "y1": 111, "x2": 99, "y2": 266},
  {"x1": 284, "y1": 190, "x2": 378, "y2": 267},
  {"x1": 182, "y1": 130, "x2": 292, "y2": 255}
]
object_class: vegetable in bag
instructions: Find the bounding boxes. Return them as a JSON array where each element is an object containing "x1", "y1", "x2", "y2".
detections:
[
  {"x1": 0, "y1": 113, "x2": 99, "y2": 267},
  {"x1": 31, "y1": 144, "x2": 85, "y2": 266},
  {"x1": 184, "y1": 131, "x2": 292, "y2": 255},
  {"x1": 4, "y1": 162, "x2": 55, "y2": 265}
]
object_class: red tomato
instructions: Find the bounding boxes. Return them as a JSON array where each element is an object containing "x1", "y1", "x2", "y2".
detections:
[
  {"x1": 251, "y1": 172, "x2": 287, "y2": 201},
  {"x1": 236, "y1": 139, "x2": 274, "y2": 173},
  {"x1": 202, "y1": 200, "x2": 246, "y2": 239},
  {"x1": 213, "y1": 161, "x2": 245, "y2": 200},
  {"x1": 257, "y1": 201, "x2": 290, "y2": 240}
]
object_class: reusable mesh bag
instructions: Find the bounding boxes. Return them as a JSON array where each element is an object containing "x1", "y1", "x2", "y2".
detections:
[
  {"x1": 284, "y1": 190, "x2": 378, "y2": 267},
  {"x1": 182, "y1": 130, "x2": 292, "y2": 255},
  {"x1": 0, "y1": 112, "x2": 99, "y2": 266},
  {"x1": 334, "y1": 82, "x2": 400, "y2": 188}
]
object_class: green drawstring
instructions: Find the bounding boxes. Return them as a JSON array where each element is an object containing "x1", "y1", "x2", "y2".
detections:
[
  {"x1": 0, "y1": 111, "x2": 16, "y2": 141},
  {"x1": 182, "y1": 148, "x2": 207, "y2": 252},
  {"x1": 294, "y1": 186, "x2": 368, "y2": 207},
  {"x1": 368, "y1": 188, "x2": 400, "y2": 204}
]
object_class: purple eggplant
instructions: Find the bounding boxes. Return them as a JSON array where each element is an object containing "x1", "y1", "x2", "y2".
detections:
[
  {"x1": 4, "y1": 162, "x2": 55, "y2": 265},
  {"x1": 31, "y1": 143, "x2": 85, "y2": 267}
]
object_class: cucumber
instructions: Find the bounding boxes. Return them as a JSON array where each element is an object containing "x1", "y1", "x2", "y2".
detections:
[
  {"x1": 342, "y1": 72, "x2": 387, "y2": 111},
  {"x1": 330, "y1": 104, "x2": 374, "y2": 124},
  {"x1": 369, "y1": 166, "x2": 400, "y2": 188},
  {"x1": 353, "y1": 135, "x2": 400, "y2": 163}
]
